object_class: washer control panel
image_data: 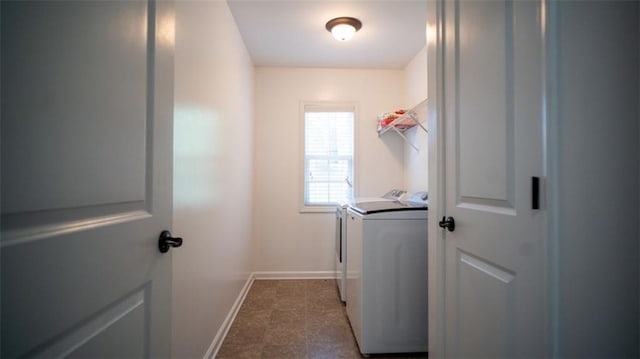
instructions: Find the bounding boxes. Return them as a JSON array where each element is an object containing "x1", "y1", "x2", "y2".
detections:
[
  {"x1": 382, "y1": 189, "x2": 407, "y2": 200},
  {"x1": 405, "y1": 191, "x2": 428, "y2": 204}
]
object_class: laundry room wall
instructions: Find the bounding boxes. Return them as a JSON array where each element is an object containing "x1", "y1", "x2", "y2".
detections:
[
  {"x1": 173, "y1": 1, "x2": 254, "y2": 357},
  {"x1": 553, "y1": 2, "x2": 639, "y2": 356},
  {"x1": 253, "y1": 67, "x2": 405, "y2": 273},
  {"x1": 402, "y1": 46, "x2": 429, "y2": 193}
]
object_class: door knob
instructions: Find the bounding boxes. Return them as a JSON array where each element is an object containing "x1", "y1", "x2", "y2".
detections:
[
  {"x1": 438, "y1": 216, "x2": 455, "y2": 232},
  {"x1": 158, "y1": 230, "x2": 183, "y2": 253}
]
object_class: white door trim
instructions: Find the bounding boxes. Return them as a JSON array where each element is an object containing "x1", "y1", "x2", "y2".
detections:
[{"x1": 426, "y1": 0, "x2": 447, "y2": 356}]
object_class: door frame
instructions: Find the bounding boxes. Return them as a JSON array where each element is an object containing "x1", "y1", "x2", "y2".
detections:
[{"x1": 426, "y1": 0, "x2": 447, "y2": 356}]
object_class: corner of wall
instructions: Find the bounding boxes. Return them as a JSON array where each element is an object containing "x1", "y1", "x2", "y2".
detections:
[{"x1": 402, "y1": 45, "x2": 429, "y2": 193}]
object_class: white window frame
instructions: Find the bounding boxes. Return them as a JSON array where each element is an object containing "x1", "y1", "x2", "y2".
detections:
[{"x1": 299, "y1": 101, "x2": 357, "y2": 213}]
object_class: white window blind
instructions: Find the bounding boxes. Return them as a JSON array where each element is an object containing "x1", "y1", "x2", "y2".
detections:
[{"x1": 303, "y1": 105, "x2": 354, "y2": 207}]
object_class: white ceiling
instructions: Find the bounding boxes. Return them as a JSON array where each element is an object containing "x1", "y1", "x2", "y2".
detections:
[{"x1": 227, "y1": 0, "x2": 428, "y2": 69}]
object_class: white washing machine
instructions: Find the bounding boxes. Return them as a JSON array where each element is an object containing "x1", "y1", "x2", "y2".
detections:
[
  {"x1": 345, "y1": 192, "x2": 428, "y2": 355},
  {"x1": 335, "y1": 189, "x2": 406, "y2": 302}
]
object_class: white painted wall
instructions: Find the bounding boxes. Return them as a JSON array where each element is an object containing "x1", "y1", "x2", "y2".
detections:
[
  {"x1": 402, "y1": 46, "x2": 429, "y2": 193},
  {"x1": 405, "y1": 47, "x2": 428, "y2": 108},
  {"x1": 253, "y1": 67, "x2": 405, "y2": 272},
  {"x1": 172, "y1": 1, "x2": 254, "y2": 357},
  {"x1": 553, "y1": 2, "x2": 639, "y2": 356}
]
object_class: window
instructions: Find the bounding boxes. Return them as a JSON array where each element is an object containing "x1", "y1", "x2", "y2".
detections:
[{"x1": 302, "y1": 103, "x2": 355, "y2": 209}]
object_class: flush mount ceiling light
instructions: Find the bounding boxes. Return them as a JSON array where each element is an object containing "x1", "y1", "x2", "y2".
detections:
[{"x1": 325, "y1": 17, "x2": 362, "y2": 42}]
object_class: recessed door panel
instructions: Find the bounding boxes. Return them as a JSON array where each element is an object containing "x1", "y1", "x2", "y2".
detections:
[
  {"x1": 34, "y1": 289, "x2": 147, "y2": 358},
  {"x1": 1, "y1": 1, "x2": 174, "y2": 357},
  {"x1": 456, "y1": 0, "x2": 514, "y2": 211},
  {"x1": 457, "y1": 251, "x2": 515, "y2": 357},
  {"x1": 2, "y1": 1, "x2": 148, "y2": 215}
]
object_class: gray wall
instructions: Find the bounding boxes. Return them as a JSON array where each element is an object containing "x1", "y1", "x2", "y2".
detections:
[{"x1": 554, "y1": 1, "x2": 639, "y2": 356}]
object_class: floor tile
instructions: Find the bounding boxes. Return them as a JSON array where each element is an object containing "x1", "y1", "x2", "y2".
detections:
[
  {"x1": 252, "y1": 280, "x2": 279, "y2": 290},
  {"x1": 307, "y1": 322, "x2": 354, "y2": 344},
  {"x1": 277, "y1": 279, "x2": 308, "y2": 289},
  {"x1": 270, "y1": 308, "x2": 306, "y2": 326},
  {"x1": 242, "y1": 295, "x2": 276, "y2": 312},
  {"x1": 260, "y1": 343, "x2": 307, "y2": 359},
  {"x1": 272, "y1": 296, "x2": 307, "y2": 312},
  {"x1": 234, "y1": 309, "x2": 271, "y2": 329},
  {"x1": 264, "y1": 321, "x2": 306, "y2": 346},
  {"x1": 307, "y1": 308, "x2": 349, "y2": 328},
  {"x1": 218, "y1": 279, "x2": 428, "y2": 359},
  {"x1": 246, "y1": 286, "x2": 277, "y2": 301},
  {"x1": 308, "y1": 340, "x2": 361, "y2": 359},
  {"x1": 307, "y1": 294, "x2": 341, "y2": 312},
  {"x1": 223, "y1": 324, "x2": 267, "y2": 346},
  {"x1": 306, "y1": 279, "x2": 338, "y2": 292},
  {"x1": 216, "y1": 343, "x2": 263, "y2": 359},
  {"x1": 275, "y1": 284, "x2": 307, "y2": 299}
]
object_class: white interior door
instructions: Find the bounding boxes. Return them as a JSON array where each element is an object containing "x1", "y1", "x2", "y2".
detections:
[
  {"x1": 435, "y1": 0, "x2": 546, "y2": 357},
  {"x1": 1, "y1": 1, "x2": 175, "y2": 357}
]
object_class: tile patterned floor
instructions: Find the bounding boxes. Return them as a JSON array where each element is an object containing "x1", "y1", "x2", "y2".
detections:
[{"x1": 217, "y1": 279, "x2": 428, "y2": 359}]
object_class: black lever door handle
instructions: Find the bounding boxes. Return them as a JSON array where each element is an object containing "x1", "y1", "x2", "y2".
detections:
[
  {"x1": 158, "y1": 230, "x2": 183, "y2": 253},
  {"x1": 438, "y1": 216, "x2": 455, "y2": 232}
]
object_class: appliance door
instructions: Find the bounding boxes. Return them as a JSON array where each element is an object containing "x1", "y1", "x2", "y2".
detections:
[
  {"x1": 335, "y1": 208, "x2": 342, "y2": 263},
  {"x1": 346, "y1": 210, "x2": 364, "y2": 347},
  {"x1": 335, "y1": 207, "x2": 346, "y2": 301}
]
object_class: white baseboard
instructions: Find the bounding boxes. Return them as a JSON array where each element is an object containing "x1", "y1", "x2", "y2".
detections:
[
  {"x1": 204, "y1": 273, "x2": 255, "y2": 359},
  {"x1": 203, "y1": 271, "x2": 337, "y2": 358},
  {"x1": 253, "y1": 271, "x2": 337, "y2": 280}
]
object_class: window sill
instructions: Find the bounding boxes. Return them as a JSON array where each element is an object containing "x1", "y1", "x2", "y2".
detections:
[{"x1": 299, "y1": 206, "x2": 337, "y2": 214}]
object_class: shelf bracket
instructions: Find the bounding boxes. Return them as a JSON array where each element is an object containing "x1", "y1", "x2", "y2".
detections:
[
  {"x1": 390, "y1": 125, "x2": 420, "y2": 151},
  {"x1": 409, "y1": 113, "x2": 428, "y2": 133}
]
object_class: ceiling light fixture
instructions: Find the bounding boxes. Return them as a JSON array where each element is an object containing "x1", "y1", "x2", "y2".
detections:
[{"x1": 325, "y1": 17, "x2": 362, "y2": 42}]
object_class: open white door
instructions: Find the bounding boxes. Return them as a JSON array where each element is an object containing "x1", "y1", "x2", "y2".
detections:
[
  {"x1": 430, "y1": 0, "x2": 546, "y2": 357},
  {"x1": 1, "y1": 1, "x2": 175, "y2": 357}
]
